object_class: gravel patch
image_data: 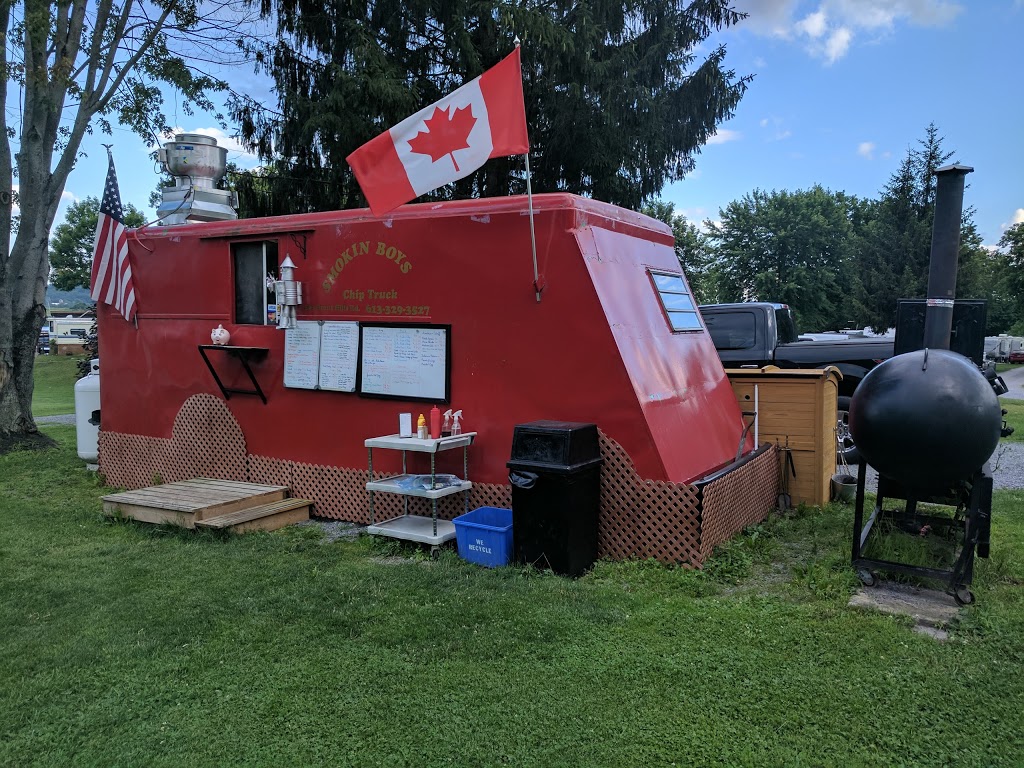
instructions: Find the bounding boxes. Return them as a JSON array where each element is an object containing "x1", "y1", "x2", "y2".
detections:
[
  {"x1": 294, "y1": 519, "x2": 364, "y2": 543},
  {"x1": 844, "y1": 440, "x2": 1024, "y2": 492},
  {"x1": 36, "y1": 413, "x2": 76, "y2": 425},
  {"x1": 998, "y1": 365, "x2": 1024, "y2": 400}
]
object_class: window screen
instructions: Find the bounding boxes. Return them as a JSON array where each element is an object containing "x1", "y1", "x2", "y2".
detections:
[
  {"x1": 233, "y1": 241, "x2": 279, "y2": 325},
  {"x1": 650, "y1": 270, "x2": 702, "y2": 332}
]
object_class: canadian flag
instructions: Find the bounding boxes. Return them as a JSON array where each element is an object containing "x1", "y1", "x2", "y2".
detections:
[{"x1": 347, "y1": 48, "x2": 529, "y2": 216}]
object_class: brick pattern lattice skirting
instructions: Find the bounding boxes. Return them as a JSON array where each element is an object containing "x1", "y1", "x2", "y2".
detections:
[{"x1": 99, "y1": 395, "x2": 778, "y2": 565}]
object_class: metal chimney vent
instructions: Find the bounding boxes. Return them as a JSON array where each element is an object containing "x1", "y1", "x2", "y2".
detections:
[{"x1": 157, "y1": 133, "x2": 238, "y2": 225}]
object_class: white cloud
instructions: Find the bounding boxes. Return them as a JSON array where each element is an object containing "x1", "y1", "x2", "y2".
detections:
[
  {"x1": 1014, "y1": 208, "x2": 1024, "y2": 225},
  {"x1": 738, "y1": 0, "x2": 962, "y2": 63},
  {"x1": 759, "y1": 116, "x2": 791, "y2": 141},
  {"x1": 824, "y1": 27, "x2": 853, "y2": 62},
  {"x1": 796, "y1": 10, "x2": 828, "y2": 38},
  {"x1": 707, "y1": 128, "x2": 742, "y2": 145},
  {"x1": 732, "y1": 0, "x2": 801, "y2": 36},
  {"x1": 858, "y1": 142, "x2": 875, "y2": 160}
]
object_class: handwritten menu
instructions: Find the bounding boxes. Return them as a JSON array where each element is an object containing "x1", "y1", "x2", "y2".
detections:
[
  {"x1": 283, "y1": 321, "x2": 358, "y2": 392},
  {"x1": 318, "y1": 322, "x2": 359, "y2": 392},
  {"x1": 360, "y1": 325, "x2": 448, "y2": 401}
]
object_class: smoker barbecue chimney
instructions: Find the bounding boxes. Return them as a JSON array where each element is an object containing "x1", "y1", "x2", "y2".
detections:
[
  {"x1": 157, "y1": 133, "x2": 238, "y2": 225},
  {"x1": 922, "y1": 163, "x2": 973, "y2": 350}
]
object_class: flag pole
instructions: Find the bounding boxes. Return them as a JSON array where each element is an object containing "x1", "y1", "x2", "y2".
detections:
[
  {"x1": 524, "y1": 151, "x2": 541, "y2": 303},
  {"x1": 514, "y1": 37, "x2": 541, "y2": 303}
]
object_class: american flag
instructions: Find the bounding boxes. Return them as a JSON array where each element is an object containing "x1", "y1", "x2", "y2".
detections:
[{"x1": 89, "y1": 149, "x2": 136, "y2": 322}]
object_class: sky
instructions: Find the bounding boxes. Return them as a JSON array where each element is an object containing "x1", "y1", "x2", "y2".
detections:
[{"x1": 56, "y1": 0, "x2": 1024, "y2": 248}]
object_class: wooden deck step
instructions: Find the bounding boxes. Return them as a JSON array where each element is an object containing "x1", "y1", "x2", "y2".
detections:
[
  {"x1": 102, "y1": 478, "x2": 289, "y2": 528},
  {"x1": 195, "y1": 498, "x2": 313, "y2": 533}
]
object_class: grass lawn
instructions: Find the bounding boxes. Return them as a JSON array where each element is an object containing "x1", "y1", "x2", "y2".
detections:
[
  {"x1": 1001, "y1": 398, "x2": 1024, "y2": 442},
  {"x1": 2, "y1": 427, "x2": 1023, "y2": 766},
  {"x1": 31, "y1": 355, "x2": 83, "y2": 416},
  {"x1": 996, "y1": 363, "x2": 1021, "y2": 374}
]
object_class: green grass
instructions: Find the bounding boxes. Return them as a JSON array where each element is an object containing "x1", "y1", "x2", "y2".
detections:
[
  {"x1": 3, "y1": 428, "x2": 1024, "y2": 766},
  {"x1": 1002, "y1": 398, "x2": 1024, "y2": 442},
  {"x1": 996, "y1": 362, "x2": 1022, "y2": 374},
  {"x1": 31, "y1": 354, "x2": 83, "y2": 416}
]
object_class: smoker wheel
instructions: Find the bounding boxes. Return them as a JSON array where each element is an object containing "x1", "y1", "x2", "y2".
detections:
[{"x1": 953, "y1": 588, "x2": 975, "y2": 607}]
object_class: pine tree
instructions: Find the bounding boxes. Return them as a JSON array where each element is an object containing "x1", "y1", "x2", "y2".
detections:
[{"x1": 229, "y1": 0, "x2": 751, "y2": 216}]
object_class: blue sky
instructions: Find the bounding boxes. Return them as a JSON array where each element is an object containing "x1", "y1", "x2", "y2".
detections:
[{"x1": 58, "y1": 0, "x2": 1023, "y2": 247}]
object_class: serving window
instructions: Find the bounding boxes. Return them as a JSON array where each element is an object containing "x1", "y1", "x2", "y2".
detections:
[{"x1": 232, "y1": 240, "x2": 279, "y2": 325}]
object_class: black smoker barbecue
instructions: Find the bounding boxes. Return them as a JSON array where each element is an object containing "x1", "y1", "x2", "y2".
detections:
[{"x1": 848, "y1": 164, "x2": 1014, "y2": 605}]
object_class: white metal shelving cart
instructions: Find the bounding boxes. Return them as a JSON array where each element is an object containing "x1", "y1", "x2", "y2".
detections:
[{"x1": 364, "y1": 432, "x2": 476, "y2": 547}]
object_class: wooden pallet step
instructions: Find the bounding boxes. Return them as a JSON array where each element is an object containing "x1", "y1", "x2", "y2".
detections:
[
  {"x1": 195, "y1": 498, "x2": 313, "y2": 533},
  {"x1": 102, "y1": 479, "x2": 290, "y2": 528}
]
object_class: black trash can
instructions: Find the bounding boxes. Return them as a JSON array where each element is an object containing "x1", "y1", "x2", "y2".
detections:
[{"x1": 507, "y1": 421, "x2": 602, "y2": 577}]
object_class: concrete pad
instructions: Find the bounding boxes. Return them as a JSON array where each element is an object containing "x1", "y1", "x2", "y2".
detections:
[{"x1": 848, "y1": 582, "x2": 960, "y2": 630}]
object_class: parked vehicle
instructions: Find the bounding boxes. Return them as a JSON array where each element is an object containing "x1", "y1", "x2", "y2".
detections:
[
  {"x1": 699, "y1": 302, "x2": 895, "y2": 463},
  {"x1": 1010, "y1": 350, "x2": 1024, "y2": 364}
]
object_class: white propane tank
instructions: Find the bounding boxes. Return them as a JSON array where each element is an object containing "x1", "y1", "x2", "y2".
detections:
[{"x1": 74, "y1": 358, "x2": 100, "y2": 462}]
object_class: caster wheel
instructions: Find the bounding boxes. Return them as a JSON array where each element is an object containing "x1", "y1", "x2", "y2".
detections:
[
  {"x1": 856, "y1": 568, "x2": 876, "y2": 587},
  {"x1": 430, "y1": 546, "x2": 441, "y2": 560},
  {"x1": 953, "y1": 588, "x2": 975, "y2": 606}
]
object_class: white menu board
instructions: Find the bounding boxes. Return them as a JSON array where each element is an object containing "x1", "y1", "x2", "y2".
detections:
[
  {"x1": 360, "y1": 324, "x2": 449, "y2": 401},
  {"x1": 283, "y1": 321, "x2": 359, "y2": 392},
  {"x1": 318, "y1": 321, "x2": 359, "y2": 392}
]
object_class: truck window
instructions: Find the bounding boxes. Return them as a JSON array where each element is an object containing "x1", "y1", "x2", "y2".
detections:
[
  {"x1": 775, "y1": 307, "x2": 799, "y2": 344},
  {"x1": 232, "y1": 240, "x2": 279, "y2": 325},
  {"x1": 649, "y1": 270, "x2": 702, "y2": 331},
  {"x1": 703, "y1": 312, "x2": 756, "y2": 350}
]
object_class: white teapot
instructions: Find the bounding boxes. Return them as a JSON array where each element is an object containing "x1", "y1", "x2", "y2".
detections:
[{"x1": 211, "y1": 324, "x2": 231, "y2": 346}]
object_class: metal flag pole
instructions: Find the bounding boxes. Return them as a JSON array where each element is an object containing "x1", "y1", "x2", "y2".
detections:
[
  {"x1": 524, "y1": 151, "x2": 541, "y2": 303},
  {"x1": 514, "y1": 36, "x2": 541, "y2": 303}
]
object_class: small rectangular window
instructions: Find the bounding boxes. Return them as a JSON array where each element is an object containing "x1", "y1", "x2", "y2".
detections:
[
  {"x1": 233, "y1": 241, "x2": 279, "y2": 325},
  {"x1": 650, "y1": 269, "x2": 701, "y2": 333}
]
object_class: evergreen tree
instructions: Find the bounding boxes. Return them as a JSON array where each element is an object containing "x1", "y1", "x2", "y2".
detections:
[
  {"x1": 853, "y1": 123, "x2": 988, "y2": 333},
  {"x1": 230, "y1": 0, "x2": 751, "y2": 216},
  {"x1": 642, "y1": 201, "x2": 716, "y2": 304}
]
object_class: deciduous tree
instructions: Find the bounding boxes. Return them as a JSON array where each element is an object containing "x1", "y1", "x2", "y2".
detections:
[
  {"x1": 706, "y1": 186, "x2": 861, "y2": 332},
  {"x1": 0, "y1": 0, "x2": 251, "y2": 447},
  {"x1": 49, "y1": 197, "x2": 146, "y2": 292}
]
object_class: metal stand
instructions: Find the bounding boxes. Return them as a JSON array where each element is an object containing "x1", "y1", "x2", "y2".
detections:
[
  {"x1": 198, "y1": 345, "x2": 269, "y2": 404},
  {"x1": 851, "y1": 461, "x2": 992, "y2": 605},
  {"x1": 364, "y1": 433, "x2": 475, "y2": 548}
]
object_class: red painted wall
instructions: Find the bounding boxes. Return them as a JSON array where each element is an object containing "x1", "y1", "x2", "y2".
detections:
[{"x1": 100, "y1": 194, "x2": 749, "y2": 485}]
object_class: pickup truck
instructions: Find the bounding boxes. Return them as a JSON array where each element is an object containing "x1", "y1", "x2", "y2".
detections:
[{"x1": 699, "y1": 302, "x2": 894, "y2": 462}]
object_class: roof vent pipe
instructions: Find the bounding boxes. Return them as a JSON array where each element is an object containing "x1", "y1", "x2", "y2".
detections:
[
  {"x1": 922, "y1": 163, "x2": 973, "y2": 351},
  {"x1": 156, "y1": 133, "x2": 238, "y2": 225}
]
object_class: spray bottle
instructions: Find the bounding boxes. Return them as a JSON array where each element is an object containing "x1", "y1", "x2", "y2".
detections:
[
  {"x1": 451, "y1": 409, "x2": 463, "y2": 436},
  {"x1": 442, "y1": 409, "x2": 453, "y2": 437}
]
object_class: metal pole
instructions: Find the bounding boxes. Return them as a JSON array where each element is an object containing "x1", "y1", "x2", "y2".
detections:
[
  {"x1": 923, "y1": 163, "x2": 973, "y2": 350},
  {"x1": 524, "y1": 152, "x2": 541, "y2": 303}
]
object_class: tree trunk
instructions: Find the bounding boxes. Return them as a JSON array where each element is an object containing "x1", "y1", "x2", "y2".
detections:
[{"x1": 1, "y1": 203, "x2": 54, "y2": 442}]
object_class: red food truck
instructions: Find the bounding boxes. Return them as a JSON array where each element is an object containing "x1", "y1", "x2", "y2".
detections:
[{"x1": 97, "y1": 193, "x2": 776, "y2": 564}]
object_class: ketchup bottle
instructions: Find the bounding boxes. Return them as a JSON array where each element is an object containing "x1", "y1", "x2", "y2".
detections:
[{"x1": 429, "y1": 405, "x2": 442, "y2": 439}]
